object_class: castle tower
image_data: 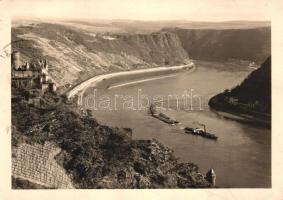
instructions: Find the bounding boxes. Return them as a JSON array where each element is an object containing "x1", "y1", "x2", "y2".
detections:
[
  {"x1": 205, "y1": 168, "x2": 216, "y2": 186},
  {"x1": 44, "y1": 59, "x2": 48, "y2": 70},
  {"x1": 11, "y1": 51, "x2": 21, "y2": 70}
]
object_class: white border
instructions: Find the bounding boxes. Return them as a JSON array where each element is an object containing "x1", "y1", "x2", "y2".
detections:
[{"x1": 1, "y1": 0, "x2": 283, "y2": 199}]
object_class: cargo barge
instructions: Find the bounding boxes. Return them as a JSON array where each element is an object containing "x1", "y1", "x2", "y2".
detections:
[{"x1": 149, "y1": 104, "x2": 179, "y2": 125}]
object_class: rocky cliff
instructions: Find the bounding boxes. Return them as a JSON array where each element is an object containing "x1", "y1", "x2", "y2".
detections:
[
  {"x1": 165, "y1": 27, "x2": 271, "y2": 63},
  {"x1": 12, "y1": 22, "x2": 189, "y2": 87}
]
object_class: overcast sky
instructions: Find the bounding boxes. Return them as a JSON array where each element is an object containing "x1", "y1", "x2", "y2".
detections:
[{"x1": 8, "y1": 0, "x2": 271, "y2": 21}]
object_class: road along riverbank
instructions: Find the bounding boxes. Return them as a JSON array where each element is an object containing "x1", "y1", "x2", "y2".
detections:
[{"x1": 66, "y1": 62, "x2": 195, "y2": 99}]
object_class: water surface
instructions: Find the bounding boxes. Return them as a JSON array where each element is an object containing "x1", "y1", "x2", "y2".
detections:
[{"x1": 82, "y1": 60, "x2": 271, "y2": 188}]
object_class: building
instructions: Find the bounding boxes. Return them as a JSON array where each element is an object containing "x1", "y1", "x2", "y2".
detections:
[
  {"x1": 11, "y1": 51, "x2": 56, "y2": 93},
  {"x1": 228, "y1": 97, "x2": 239, "y2": 105},
  {"x1": 205, "y1": 168, "x2": 216, "y2": 186}
]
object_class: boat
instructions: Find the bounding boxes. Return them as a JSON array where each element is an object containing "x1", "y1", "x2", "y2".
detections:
[
  {"x1": 149, "y1": 104, "x2": 179, "y2": 125},
  {"x1": 184, "y1": 127, "x2": 218, "y2": 140}
]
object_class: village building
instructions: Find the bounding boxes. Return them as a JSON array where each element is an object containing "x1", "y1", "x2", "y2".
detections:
[{"x1": 228, "y1": 97, "x2": 239, "y2": 105}]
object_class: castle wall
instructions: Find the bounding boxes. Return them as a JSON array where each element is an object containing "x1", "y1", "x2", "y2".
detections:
[
  {"x1": 12, "y1": 71, "x2": 34, "y2": 78},
  {"x1": 11, "y1": 52, "x2": 56, "y2": 93},
  {"x1": 12, "y1": 78, "x2": 34, "y2": 89}
]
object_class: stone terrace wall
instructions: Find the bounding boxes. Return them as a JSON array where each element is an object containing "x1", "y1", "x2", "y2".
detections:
[{"x1": 12, "y1": 142, "x2": 74, "y2": 189}]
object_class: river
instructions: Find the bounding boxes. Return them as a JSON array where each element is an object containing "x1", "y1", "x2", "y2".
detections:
[{"x1": 81, "y1": 60, "x2": 271, "y2": 188}]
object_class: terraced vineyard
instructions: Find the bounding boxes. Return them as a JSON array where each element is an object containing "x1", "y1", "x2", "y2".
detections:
[{"x1": 12, "y1": 142, "x2": 74, "y2": 189}]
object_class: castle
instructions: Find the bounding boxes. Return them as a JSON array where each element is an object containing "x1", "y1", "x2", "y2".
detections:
[{"x1": 11, "y1": 51, "x2": 56, "y2": 92}]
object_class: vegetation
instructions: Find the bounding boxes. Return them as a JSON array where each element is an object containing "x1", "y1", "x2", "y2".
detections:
[
  {"x1": 12, "y1": 89, "x2": 211, "y2": 188},
  {"x1": 229, "y1": 56, "x2": 271, "y2": 110},
  {"x1": 209, "y1": 56, "x2": 271, "y2": 123}
]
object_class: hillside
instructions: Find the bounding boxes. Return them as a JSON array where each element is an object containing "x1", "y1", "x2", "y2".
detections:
[
  {"x1": 12, "y1": 20, "x2": 271, "y2": 90},
  {"x1": 12, "y1": 90, "x2": 211, "y2": 189},
  {"x1": 165, "y1": 27, "x2": 271, "y2": 63},
  {"x1": 230, "y1": 56, "x2": 271, "y2": 106},
  {"x1": 209, "y1": 56, "x2": 271, "y2": 123},
  {"x1": 12, "y1": 22, "x2": 189, "y2": 88}
]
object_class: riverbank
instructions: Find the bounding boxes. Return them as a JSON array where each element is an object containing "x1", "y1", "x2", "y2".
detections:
[
  {"x1": 207, "y1": 56, "x2": 271, "y2": 128},
  {"x1": 66, "y1": 62, "x2": 195, "y2": 99},
  {"x1": 209, "y1": 95, "x2": 271, "y2": 128}
]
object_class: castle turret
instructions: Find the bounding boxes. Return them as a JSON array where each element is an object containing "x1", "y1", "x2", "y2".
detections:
[
  {"x1": 11, "y1": 51, "x2": 21, "y2": 70},
  {"x1": 205, "y1": 168, "x2": 216, "y2": 186}
]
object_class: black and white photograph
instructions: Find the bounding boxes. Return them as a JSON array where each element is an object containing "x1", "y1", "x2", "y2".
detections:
[{"x1": 1, "y1": 0, "x2": 283, "y2": 198}]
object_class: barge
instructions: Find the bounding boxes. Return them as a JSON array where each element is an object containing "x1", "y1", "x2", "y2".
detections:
[{"x1": 149, "y1": 104, "x2": 179, "y2": 125}]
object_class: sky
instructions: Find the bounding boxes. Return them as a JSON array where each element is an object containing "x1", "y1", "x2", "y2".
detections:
[{"x1": 7, "y1": 0, "x2": 271, "y2": 21}]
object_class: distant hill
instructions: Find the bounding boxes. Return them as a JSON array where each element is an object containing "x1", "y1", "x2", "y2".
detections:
[
  {"x1": 13, "y1": 18, "x2": 270, "y2": 33},
  {"x1": 165, "y1": 27, "x2": 271, "y2": 63},
  {"x1": 59, "y1": 20, "x2": 270, "y2": 33},
  {"x1": 209, "y1": 56, "x2": 271, "y2": 122}
]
